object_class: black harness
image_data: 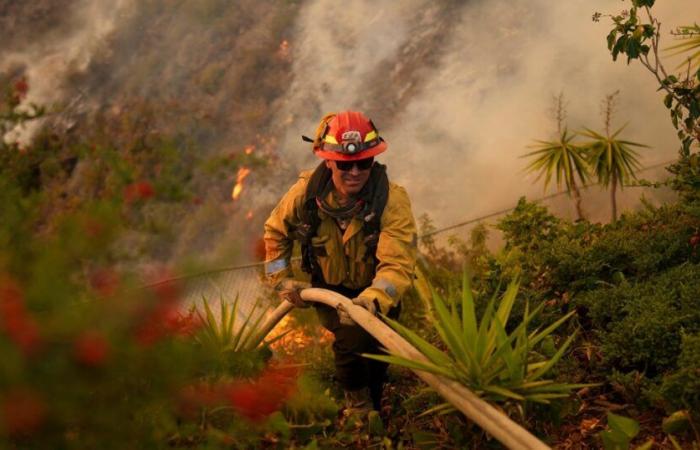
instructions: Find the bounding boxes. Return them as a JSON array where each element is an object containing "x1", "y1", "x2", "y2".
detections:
[{"x1": 292, "y1": 162, "x2": 389, "y2": 284}]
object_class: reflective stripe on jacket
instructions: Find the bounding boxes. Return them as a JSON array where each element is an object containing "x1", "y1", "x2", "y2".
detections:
[{"x1": 264, "y1": 170, "x2": 417, "y2": 314}]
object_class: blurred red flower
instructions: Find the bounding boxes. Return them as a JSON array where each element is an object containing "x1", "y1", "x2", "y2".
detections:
[
  {"x1": 124, "y1": 181, "x2": 155, "y2": 203},
  {"x1": 176, "y1": 382, "x2": 221, "y2": 419},
  {"x1": 89, "y1": 268, "x2": 120, "y2": 297},
  {"x1": 165, "y1": 309, "x2": 203, "y2": 337},
  {"x1": 13, "y1": 77, "x2": 29, "y2": 100},
  {"x1": 73, "y1": 330, "x2": 111, "y2": 367},
  {"x1": 225, "y1": 364, "x2": 300, "y2": 422},
  {"x1": 1, "y1": 388, "x2": 46, "y2": 436},
  {"x1": 134, "y1": 279, "x2": 184, "y2": 347},
  {"x1": 0, "y1": 277, "x2": 42, "y2": 356}
]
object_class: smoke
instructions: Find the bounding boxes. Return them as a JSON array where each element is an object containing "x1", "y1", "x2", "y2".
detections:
[
  {"x1": 276, "y1": 0, "x2": 695, "y2": 228},
  {"x1": 1, "y1": 0, "x2": 131, "y2": 143}
]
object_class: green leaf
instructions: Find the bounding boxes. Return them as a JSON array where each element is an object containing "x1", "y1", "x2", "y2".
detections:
[
  {"x1": 530, "y1": 330, "x2": 577, "y2": 381},
  {"x1": 600, "y1": 429, "x2": 629, "y2": 450},
  {"x1": 482, "y1": 385, "x2": 525, "y2": 401},
  {"x1": 362, "y1": 353, "x2": 456, "y2": 379},
  {"x1": 664, "y1": 93, "x2": 674, "y2": 108},
  {"x1": 461, "y1": 270, "x2": 478, "y2": 347},
  {"x1": 607, "y1": 412, "x2": 640, "y2": 439},
  {"x1": 381, "y1": 315, "x2": 455, "y2": 368},
  {"x1": 662, "y1": 410, "x2": 691, "y2": 435},
  {"x1": 432, "y1": 286, "x2": 474, "y2": 368},
  {"x1": 417, "y1": 402, "x2": 456, "y2": 418}
]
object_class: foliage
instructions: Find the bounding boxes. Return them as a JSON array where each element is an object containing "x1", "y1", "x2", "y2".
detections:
[
  {"x1": 523, "y1": 128, "x2": 589, "y2": 219},
  {"x1": 600, "y1": 3, "x2": 700, "y2": 203},
  {"x1": 598, "y1": 412, "x2": 649, "y2": 450},
  {"x1": 659, "y1": 333, "x2": 700, "y2": 412},
  {"x1": 575, "y1": 263, "x2": 700, "y2": 377},
  {"x1": 365, "y1": 274, "x2": 588, "y2": 417},
  {"x1": 497, "y1": 197, "x2": 562, "y2": 253}
]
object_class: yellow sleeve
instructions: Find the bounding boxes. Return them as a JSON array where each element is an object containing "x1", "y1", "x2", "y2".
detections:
[
  {"x1": 359, "y1": 184, "x2": 417, "y2": 314},
  {"x1": 263, "y1": 174, "x2": 309, "y2": 287}
]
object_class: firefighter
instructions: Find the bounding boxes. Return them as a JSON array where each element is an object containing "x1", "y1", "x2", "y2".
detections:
[{"x1": 263, "y1": 111, "x2": 417, "y2": 415}]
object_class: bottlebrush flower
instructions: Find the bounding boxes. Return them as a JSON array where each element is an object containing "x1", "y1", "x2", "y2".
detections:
[
  {"x1": 225, "y1": 364, "x2": 300, "y2": 422},
  {"x1": 0, "y1": 277, "x2": 42, "y2": 357},
  {"x1": 124, "y1": 181, "x2": 155, "y2": 203},
  {"x1": 133, "y1": 279, "x2": 183, "y2": 347},
  {"x1": 165, "y1": 310, "x2": 203, "y2": 338},
  {"x1": 73, "y1": 330, "x2": 111, "y2": 367},
  {"x1": 1, "y1": 388, "x2": 46, "y2": 436}
]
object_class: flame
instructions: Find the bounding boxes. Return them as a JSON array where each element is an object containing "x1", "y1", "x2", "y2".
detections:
[
  {"x1": 244, "y1": 145, "x2": 255, "y2": 155},
  {"x1": 268, "y1": 316, "x2": 333, "y2": 354},
  {"x1": 246, "y1": 210, "x2": 254, "y2": 220},
  {"x1": 277, "y1": 40, "x2": 291, "y2": 61},
  {"x1": 232, "y1": 167, "x2": 252, "y2": 201}
]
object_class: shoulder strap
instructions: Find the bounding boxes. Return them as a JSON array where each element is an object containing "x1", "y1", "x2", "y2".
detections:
[
  {"x1": 296, "y1": 162, "x2": 329, "y2": 279},
  {"x1": 360, "y1": 163, "x2": 390, "y2": 264}
]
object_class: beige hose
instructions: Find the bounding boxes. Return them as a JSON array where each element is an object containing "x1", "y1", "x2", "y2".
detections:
[{"x1": 256, "y1": 288, "x2": 550, "y2": 450}]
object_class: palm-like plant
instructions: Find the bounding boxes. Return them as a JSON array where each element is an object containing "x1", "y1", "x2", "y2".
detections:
[
  {"x1": 666, "y1": 24, "x2": 700, "y2": 69},
  {"x1": 581, "y1": 91, "x2": 648, "y2": 222},
  {"x1": 523, "y1": 128, "x2": 589, "y2": 220},
  {"x1": 365, "y1": 274, "x2": 591, "y2": 415},
  {"x1": 580, "y1": 126, "x2": 646, "y2": 222},
  {"x1": 580, "y1": 92, "x2": 647, "y2": 222}
]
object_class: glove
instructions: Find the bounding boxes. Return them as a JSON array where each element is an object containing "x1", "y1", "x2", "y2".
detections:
[
  {"x1": 275, "y1": 279, "x2": 311, "y2": 308},
  {"x1": 338, "y1": 296, "x2": 377, "y2": 326}
]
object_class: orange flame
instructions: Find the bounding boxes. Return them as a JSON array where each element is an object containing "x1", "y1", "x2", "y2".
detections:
[
  {"x1": 268, "y1": 316, "x2": 333, "y2": 355},
  {"x1": 244, "y1": 145, "x2": 255, "y2": 155},
  {"x1": 277, "y1": 40, "x2": 291, "y2": 61},
  {"x1": 246, "y1": 210, "x2": 254, "y2": 220},
  {"x1": 232, "y1": 167, "x2": 252, "y2": 201}
]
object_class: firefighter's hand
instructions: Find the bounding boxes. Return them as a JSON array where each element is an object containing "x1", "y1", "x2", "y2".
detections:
[
  {"x1": 338, "y1": 296, "x2": 377, "y2": 326},
  {"x1": 275, "y1": 279, "x2": 311, "y2": 308}
]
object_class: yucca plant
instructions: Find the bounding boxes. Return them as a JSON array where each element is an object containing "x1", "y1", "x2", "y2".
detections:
[
  {"x1": 195, "y1": 295, "x2": 288, "y2": 376},
  {"x1": 366, "y1": 273, "x2": 590, "y2": 414}
]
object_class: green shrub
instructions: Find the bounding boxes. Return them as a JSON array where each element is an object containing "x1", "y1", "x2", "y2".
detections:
[
  {"x1": 660, "y1": 333, "x2": 700, "y2": 411},
  {"x1": 575, "y1": 263, "x2": 700, "y2": 376}
]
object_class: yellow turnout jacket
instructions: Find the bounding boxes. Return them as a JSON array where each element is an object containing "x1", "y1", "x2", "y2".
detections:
[{"x1": 264, "y1": 170, "x2": 417, "y2": 314}]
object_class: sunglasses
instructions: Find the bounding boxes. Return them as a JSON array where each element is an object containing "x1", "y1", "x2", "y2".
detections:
[{"x1": 336, "y1": 157, "x2": 374, "y2": 171}]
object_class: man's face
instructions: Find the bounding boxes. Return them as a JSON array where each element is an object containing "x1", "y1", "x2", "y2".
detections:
[{"x1": 325, "y1": 158, "x2": 374, "y2": 197}]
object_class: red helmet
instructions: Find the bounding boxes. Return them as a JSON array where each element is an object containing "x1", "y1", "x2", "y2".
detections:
[{"x1": 305, "y1": 111, "x2": 388, "y2": 161}]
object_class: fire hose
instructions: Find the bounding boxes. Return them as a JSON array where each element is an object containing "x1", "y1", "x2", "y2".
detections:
[{"x1": 254, "y1": 287, "x2": 550, "y2": 450}]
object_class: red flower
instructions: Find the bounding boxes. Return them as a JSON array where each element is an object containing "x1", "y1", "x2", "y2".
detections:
[
  {"x1": 690, "y1": 233, "x2": 700, "y2": 248},
  {"x1": 13, "y1": 77, "x2": 29, "y2": 100},
  {"x1": 89, "y1": 268, "x2": 119, "y2": 297},
  {"x1": 133, "y1": 279, "x2": 184, "y2": 347},
  {"x1": 165, "y1": 310, "x2": 203, "y2": 337},
  {"x1": 73, "y1": 330, "x2": 111, "y2": 367},
  {"x1": 124, "y1": 181, "x2": 155, "y2": 203},
  {"x1": 177, "y1": 382, "x2": 221, "y2": 419},
  {"x1": 0, "y1": 277, "x2": 42, "y2": 356},
  {"x1": 225, "y1": 364, "x2": 300, "y2": 422},
  {"x1": 1, "y1": 388, "x2": 46, "y2": 436}
]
